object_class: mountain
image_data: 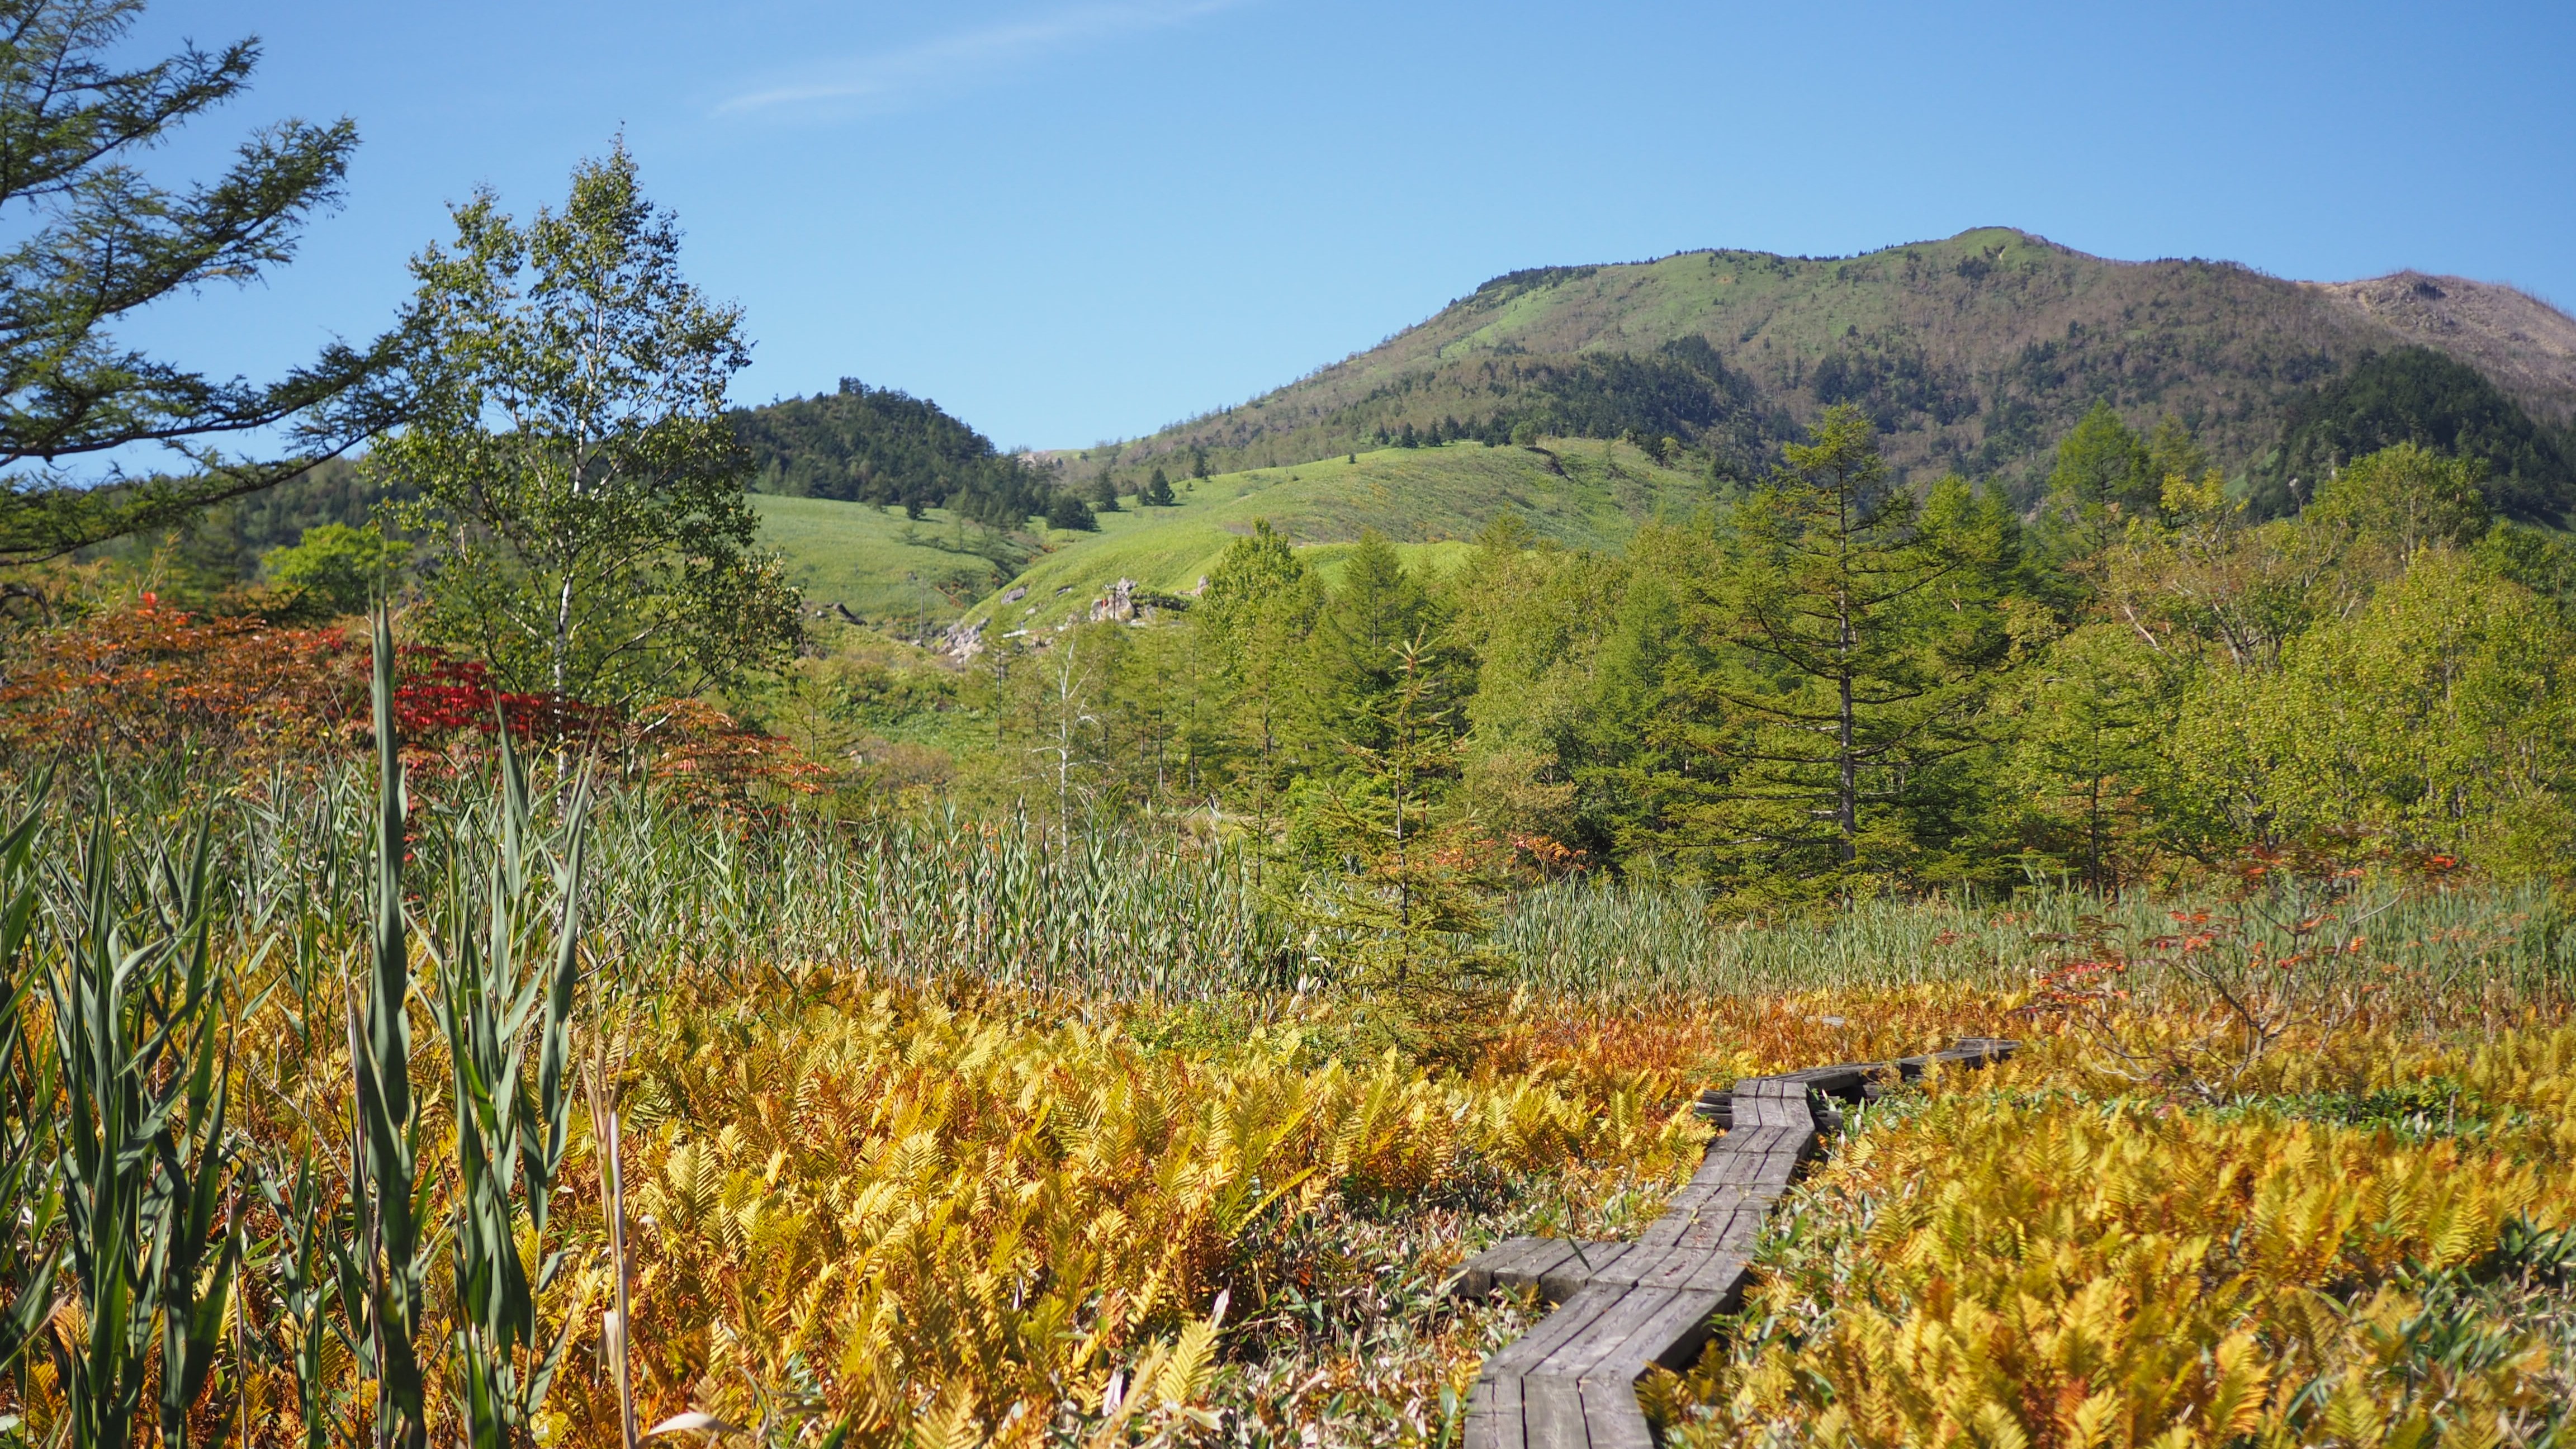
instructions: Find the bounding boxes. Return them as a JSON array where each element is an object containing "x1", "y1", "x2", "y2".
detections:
[
  {"x1": 732, "y1": 379, "x2": 1078, "y2": 531},
  {"x1": 1082, "y1": 227, "x2": 2576, "y2": 510},
  {"x1": 2309, "y1": 271, "x2": 2576, "y2": 426},
  {"x1": 746, "y1": 228, "x2": 2576, "y2": 629}
]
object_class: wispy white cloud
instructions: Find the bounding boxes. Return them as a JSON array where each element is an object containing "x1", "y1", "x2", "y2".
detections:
[{"x1": 716, "y1": 1, "x2": 1252, "y2": 117}]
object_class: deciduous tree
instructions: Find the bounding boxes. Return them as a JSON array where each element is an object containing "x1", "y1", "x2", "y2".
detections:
[{"x1": 378, "y1": 144, "x2": 798, "y2": 709}]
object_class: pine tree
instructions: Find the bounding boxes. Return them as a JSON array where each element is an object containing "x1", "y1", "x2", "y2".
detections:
[
  {"x1": 1141, "y1": 466, "x2": 1176, "y2": 506},
  {"x1": 1290, "y1": 636, "x2": 1501, "y2": 1062},
  {"x1": 2042, "y1": 400, "x2": 2156, "y2": 559},
  {"x1": 1664, "y1": 405, "x2": 2028, "y2": 898},
  {"x1": 1198, "y1": 520, "x2": 1324, "y2": 881},
  {"x1": 1310, "y1": 530, "x2": 1426, "y2": 750},
  {"x1": 0, "y1": 1, "x2": 405, "y2": 565}
]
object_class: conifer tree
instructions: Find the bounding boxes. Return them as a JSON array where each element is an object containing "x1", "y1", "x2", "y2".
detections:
[
  {"x1": 1198, "y1": 521, "x2": 1323, "y2": 875},
  {"x1": 1665, "y1": 405, "x2": 2027, "y2": 897},
  {"x1": 0, "y1": 0, "x2": 408, "y2": 565},
  {"x1": 1290, "y1": 635, "x2": 1501, "y2": 1062},
  {"x1": 2041, "y1": 400, "x2": 2155, "y2": 559},
  {"x1": 1310, "y1": 531, "x2": 1427, "y2": 748}
]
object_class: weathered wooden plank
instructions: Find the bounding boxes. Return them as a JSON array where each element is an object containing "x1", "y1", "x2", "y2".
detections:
[
  {"x1": 1535, "y1": 1286, "x2": 1684, "y2": 1385},
  {"x1": 1494, "y1": 1237, "x2": 1587, "y2": 1289},
  {"x1": 1598, "y1": 1245, "x2": 1746, "y2": 1295},
  {"x1": 1714, "y1": 1205, "x2": 1770, "y2": 1251},
  {"x1": 1634, "y1": 1206, "x2": 1697, "y2": 1247},
  {"x1": 1455, "y1": 1235, "x2": 1554, "y2": 1299},
  {"x1": 1486, "y1": 1283, "x2": 1630, "y2": 1377},
  {"x1": 1779, "y1": 1064, "x2": 1867, "y2": 1096},
  {"x1": 1678, "y1": 1251, "x2": 1753, "y2": 1298},
  {"x1": 1584, "y1": 1244, "x2": 1751, "y2": 1298},
  {"x1": 1522, "y1": 1372, "x2": 1589, "y2": 1449},
  {"x1": 1664, "y1": 1202, "x2": 1760, "y2": 1249},
  {"x1": 1465, "y1": 1374, "x2": 1513, "y2": 1449},
  {"x1": 1468, "y1": 1036, "x2": 2009, "y2": 1449},
  {"x1": 1728, "y1": 1158, "x2": 1802, "y2": 1196},
  {"x1": 1730, "y1": 1079, "x2": 1817, "y2": 1130},
  {"x1": 1505, "y1": 1240, "x2": 1602, "y2": 1299},
  {"x1": 1584, "y1": 1284, "x2": 1737, "y2": 1376},
  {"x1": 1606, "y1": 1246, "x2": 1688, "y2": 1290},
  {"x1": 1540, "y1": 1284, "x2": 1737, "y2": 1448},
  {"x1": 1700, "y1": 1126, "x2": 1805, "y2": 1178},
  {"x1": 1538, "y1": 1241, "x2": 1633, "y2": 1303},
  {"x1": 1641, "y1": 1195, "x2": 1745, "y2": 1246},
  {"x1": 1577, "y1": 1377, "x2": 1656, "y2": 1449}
]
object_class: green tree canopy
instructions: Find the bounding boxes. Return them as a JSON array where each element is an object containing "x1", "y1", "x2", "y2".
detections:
[
  {"x1": 2040, "y1": 400, "x2": 2155, "y2": 557},
  {"x1": 378, "y1": 143, "x2": 798, "y2": 708},
  {"x1": 1196, "y1": 520, "x2": 1325, "y2": 840},
  {"x1": 2303, "y1": 440, "x2": 2491, "y2": 565},
  {"x1": 1310, "y1": 531, "x2": 1433, "y2": 747},
  {"x1": 0, "y1": 0, "x2": 408, "y2": 566},
  {"x1": 2171, "y1": 548, "x2": 2576, "y2": 874},
  {"x1": 261, "y1": 522, "x2": 408, "y2": 617},
  {"x1": 2264, "y1": 346, "x2": 2574, "y2": 524},
  {"x1": 1663, "y1": 405, "x2": 2029, "y2": 897}
]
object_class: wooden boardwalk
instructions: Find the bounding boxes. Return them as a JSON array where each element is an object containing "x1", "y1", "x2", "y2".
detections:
[{"x1": 1450, "y1": 1038, "x2": 2019, "y2": 1449}]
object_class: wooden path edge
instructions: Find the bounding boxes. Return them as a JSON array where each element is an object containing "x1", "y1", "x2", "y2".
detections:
[{"x1": 1448, "y1": 1036, "x2": 2020, "y2": 1449}]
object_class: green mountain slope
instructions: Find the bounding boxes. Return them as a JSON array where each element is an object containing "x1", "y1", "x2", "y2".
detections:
[
  {"x1": 1078, "y1": 228, "x2": 2576, "y2": 506},
  {"x1": 967, "y1": 437, "x2": 1704, "y2": 631},
  {"x1": 759, "y1": 437, "x2": 1706, "y2": 633},
  {"x1": 752, "y1": 494, "x2": 1028, "y2": 625},
  {"x1": 752, "y1": 229, "x2": 2576, "y2": 633}
]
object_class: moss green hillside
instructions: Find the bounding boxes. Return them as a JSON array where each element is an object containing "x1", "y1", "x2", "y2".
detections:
[
  {"x1": 962, "y1": 437, "x2": 1704, "y2": 629},
  {"x1": 751, "y1": 494, "x2": 1025, "y2": 626},
  {"x1": 1076, "y1": 228, "x2": 2576, "y2": 502}
]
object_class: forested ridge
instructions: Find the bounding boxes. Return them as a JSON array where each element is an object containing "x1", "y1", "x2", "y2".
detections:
[
  {"x1": 1054, "y1": 229, "x2": 2576, "y2": 521},
  {"x1": 878, "y1": 402, "x2": 2576, "y2": 907},
  {"x1": 730, "y1": 378, "x2": 1068, "y2": 526}
]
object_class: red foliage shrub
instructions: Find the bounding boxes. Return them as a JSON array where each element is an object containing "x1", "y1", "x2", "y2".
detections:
[
  {"x1": 0, "y1": 596, "x2": 364, "y2": 768},
  {"x1": 1, "y1": 603, "x2": 825, "y2": 809}
]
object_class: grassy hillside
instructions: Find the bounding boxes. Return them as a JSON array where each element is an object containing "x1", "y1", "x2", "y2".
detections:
[
  {"x1": 752, "y1": 494, "x2": 1028, "y2": 627},
  {"x1": 958, "y1": 437, "x2": 1707, "y2": 629},
  {"x1": 758, "y1": 229, "x2": 2576, "y2": 632},
  {"x1": 1076, "y1": 228, "x2": 2576, "y2": 504}
]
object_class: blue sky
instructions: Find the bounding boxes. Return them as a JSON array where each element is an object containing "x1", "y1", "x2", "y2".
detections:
[{"x1": 122, "y1": 0, "x2": 2576, "y2": 451}]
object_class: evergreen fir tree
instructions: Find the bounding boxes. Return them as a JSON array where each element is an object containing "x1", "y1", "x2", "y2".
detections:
[
  {"x1": 1660, "y1": 405, "x2": 2028, "y2": 898},
  {"x1": 1289, "y1": 635, "x2": 1502, "y2": 1063}
]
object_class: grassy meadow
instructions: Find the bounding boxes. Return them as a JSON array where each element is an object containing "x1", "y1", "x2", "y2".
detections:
[
  {"x1": 988, "y1": 438, "x2": 1705, "y2": 628},
  {"x1": 754, "y1": 438, "x2": 1709, "y2": 636},
  {"x1": 750, "y1": 496, "x2": 1019, "y2": 627}
]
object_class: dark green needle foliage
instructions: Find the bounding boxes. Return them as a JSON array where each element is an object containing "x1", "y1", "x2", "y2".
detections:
[{"x1": 0, "y1": 0, "x2": 408, "y2": 566}]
